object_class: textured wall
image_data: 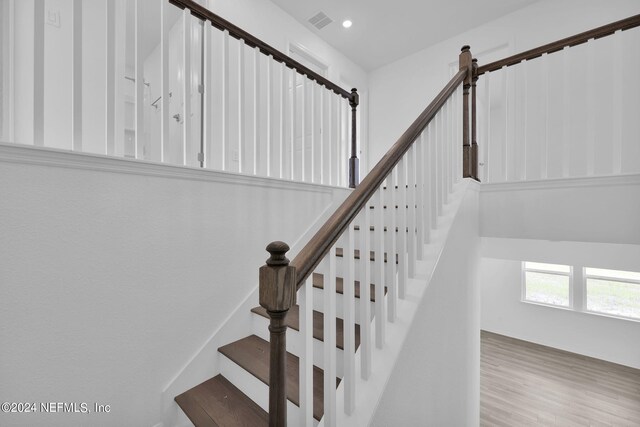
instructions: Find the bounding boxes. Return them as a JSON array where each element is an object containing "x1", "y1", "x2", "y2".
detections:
[{"x1": 0, "y1": 144, "x2": 349, "y2": 426}]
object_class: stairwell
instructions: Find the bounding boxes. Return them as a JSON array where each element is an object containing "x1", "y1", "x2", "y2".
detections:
[{"x1": 174, "y1": 179, "x2": 479, "y2": 426}]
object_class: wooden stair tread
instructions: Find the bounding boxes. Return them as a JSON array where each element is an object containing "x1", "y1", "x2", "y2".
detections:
[
  {"x1": 335, "y1": 247, "x2": 399, "y2": 264},
  {"x1": 218, "y1": 335, "x2": 340, "y2": 421},
  {"x1": 312, "y1": 273, "x2": 387, "y2": 302},
  {"x1": 251, "y1": 305, "x2": 361, "y2": 351},
  {"x1": 175, "y1": 374, "x2": 268, "y2": 427}
]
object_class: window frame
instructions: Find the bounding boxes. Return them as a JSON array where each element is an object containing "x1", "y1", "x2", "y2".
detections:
[
  {"x1": 520, "y1": 262, "x2": 640, "y2": 323},
  {"x1": 521, "y1": 261, "x2": 573, "y2": 309},
  {"x1": 583, "y1": 267, "x2": 640, "y2": 321}
]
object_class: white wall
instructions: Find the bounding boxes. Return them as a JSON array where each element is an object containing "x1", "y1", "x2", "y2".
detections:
[
  {"x1": 0, "y1": 143, "x2": 350, "y2": 427},
  {"x1": 372, "y1": 187, "x2": 480, "y2": 426},
  {"x1": 479, "y1": 174, "x2": 640, "y2": 369},
  {"x1": 480, "y1": 174, "x2": 640, "y2": 244},
  {"x1": 481, "y1": 239, "x2": 640, "y2": 369},
  {"x1": 368, "y1": 0, "x2": 640, "y2": 176}
]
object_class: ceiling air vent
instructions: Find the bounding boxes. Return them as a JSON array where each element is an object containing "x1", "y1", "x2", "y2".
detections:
[{"x1": 308, "y1": 11, "x2": 333, "y2": 30}]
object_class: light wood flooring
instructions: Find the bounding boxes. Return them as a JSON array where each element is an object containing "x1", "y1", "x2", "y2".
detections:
[{"x1": 481, "y1": 330, "x2": 640, "y2": 426}]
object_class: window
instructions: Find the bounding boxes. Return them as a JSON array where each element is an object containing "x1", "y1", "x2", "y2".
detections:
[
  {"x1": 522, "y1": 262, "x2": 640, "y2": 322},
  {"x1": 585, "y1": 268, "x2": 640, "y2": 320},
  {"x1": 523, "y1": 262, "x2": 571, "y2": 307}
]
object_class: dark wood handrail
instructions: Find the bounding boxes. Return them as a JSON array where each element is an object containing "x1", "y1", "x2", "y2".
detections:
[
  {"x1": 477, "y1": 13, "x2": 640, "y2": 76},
  {"x1": 168, "y1": 0, "x2": 353, "y2": 101},
  {"x1": 290, "y1": 68, "x2": 468, "y2": 288}
]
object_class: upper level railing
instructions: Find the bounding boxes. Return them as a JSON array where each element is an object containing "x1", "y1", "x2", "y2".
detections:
[
  {"x1": 170, "y1": 0, "x2": 360, "y2": 188},
  {"x1": 2, "y1": 0, "x2": 359, "y2": 188},
  {"x1": 475, "y1": 13, "x2": 640, "y2": 182}
]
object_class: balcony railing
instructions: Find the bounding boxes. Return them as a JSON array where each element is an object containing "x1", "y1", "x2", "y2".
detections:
[{"x1": 1, "y1": 0, "x2": 360, "y2": 187}]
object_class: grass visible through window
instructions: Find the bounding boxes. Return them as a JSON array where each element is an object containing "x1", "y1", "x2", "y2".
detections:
[
  {"x1": 525, "y1": 271, "x2": 570, "y2": 307},
  {"x1": 587, "y1": 279, "x2": 640, "y2": 320}
]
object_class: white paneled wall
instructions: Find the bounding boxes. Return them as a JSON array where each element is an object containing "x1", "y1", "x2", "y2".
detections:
[{"x1": 477, "y1": 26, "x2": 640, "y2": 183}]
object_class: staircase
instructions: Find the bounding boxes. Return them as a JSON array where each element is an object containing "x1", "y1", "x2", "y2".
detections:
[
  {"x1": 165, "y1": 7, "x2": 640, "y2": 427},
  {"x1": 174, "y1": 194, "x2": 415, "y2": 426}
]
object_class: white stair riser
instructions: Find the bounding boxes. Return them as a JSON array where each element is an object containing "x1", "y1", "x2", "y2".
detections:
[
  {"x1": 250, "y1": 313, "x2": 346, "y2": 377},
  {"x1": 218, "y1": 354, "x2": 319, "y2": 427}
]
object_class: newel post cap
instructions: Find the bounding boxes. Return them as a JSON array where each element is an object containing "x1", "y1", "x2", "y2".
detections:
[
  {"x1": 259, "y1": 241, "x2": 296, "y2": 313},
  {"x1": 350, "y1": 88, "x2": 360, "y2": 107}
]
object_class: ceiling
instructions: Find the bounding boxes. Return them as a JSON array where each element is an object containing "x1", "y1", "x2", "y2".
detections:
[{"x1": 269, "y1": 0, "x2": 539, "y2": 71}]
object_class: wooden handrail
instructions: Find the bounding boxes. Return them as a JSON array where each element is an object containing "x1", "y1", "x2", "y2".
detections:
[
  {"x1": 290, "y1": 68, "x2": 468, "y2": 288},
  {"x1": 168, "y1": 0, "x2": 353, "y2": 101},
  {"x1": 477, "y1": 13, "x2": 640, "y2": 76}
]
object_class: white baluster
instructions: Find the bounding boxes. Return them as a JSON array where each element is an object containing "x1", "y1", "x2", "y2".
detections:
[
  {"x1": 513, "y1": 62, "x2": 525, "y2": 181},
  {"x1": 279, "y1": 62, "x2": 287, "y2": 179},
  {"x1": 438, "y1": 110, "x2": 445, "y2": 211},
  {"x1": 374, "y1": 187, "x2": 385, "y2": 348},
  {"x1": 358, "y1": 206, "x2": 372, "y2": 379},
  {"x1": 182, "y1": 9, "x2": 191, "y2": 167},
  {"x1": 586, "y1": 41, "x2": 596, "y2": 177},
  {"x1": 386, "y1": 169, "x2": 398, "y2": 319},
  {"x1": 484, "y1": 72, "x2": 492, "y2": 182},
  {"x1": 238, "y1": 40, "x2": 245, "y2": 173},
  {"x1": 106, "y1": 0, "x2": 115, "y2": 155},
  {"x1": 323, "y1": 249, "x2": 337, "y2": 427},
  {"x1": 612, "y1": 31, "x2": 623, "y2": 175},
  {"x1": 310, "y1": 82, "x2": 315, "y2": 183},
  {"x1": 407, "y1": 145, "x2": 417, "y2": 278},
  {"x1": 397, "y1": 158, "x2": 408, "y2": 303},
  {"x1": 429, "y1": 123, "x2": 437, "y2": 230},
  {"x1": 299, "y1": 277, "x2": 313, "y2": 427},
  {"x1": 448, "y1": 97, "x2": 454, "y2": 191},
  {"x1": 458, "y1": 86, "x2": 463, "y2": 181},
  {"x1": 504, "y1": 65, "x2": 512, "y2": 181},
  {"x1": 423, "y1": 126, "x2": 432, "y2": 244},
  {"x1": 290, "y1": 68, "x2": 296, "y2": 180},
  {"x1": 202, "y1": 23, "x2": 213, "y2": 168},
  {"x1": 33, "y1": 0, "x2": 44, "y2": 147},
  {"x1": 442, "y1": 103, "x2": 449, "y2": 203},
  {"x1": 252, "y1": 48, "x2": 260, "y2": 175},
  {"x1": 221, "y1": 30, "x2": 229, "y2": 171},
  {"x1": 443, "y1": 101, "x2": 450, "y2": 197},
  {"x1": 343, "y1": 224, "x2": 356, "y2": 414},
  {"x1": 320, "y1": 89, "x2": 326, "y2": 185},
  {"x1": 266, "y1": 56, "x2": 272, "y2": 177},
  {"x1": 330, "y1": 91, "x2": 337, "y2": 185},
  {"x1": 114, "y1": 0, "x2": 126, "y2": 157},
  {"x1": 416, "y1": 132, "x2": 425, "y2": 259},
  {"x1": 336, "y1": 96, "x2": 342, "y2": 186},
  {"x1": 134, "y1": 0, "x2": 143, "y2": 159},
  {"x1": 160, "y1": 0, "x2": 170, "y2": 163},
  {"x1": 301, "y1": 78, "x2": 306, "y2": 182}
]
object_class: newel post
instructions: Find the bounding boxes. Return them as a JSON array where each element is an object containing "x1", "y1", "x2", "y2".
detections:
[
  {"x1": 259, "y1": 241, "x2": 296, "y2": 427},
  {"x1": 459, "y1": 46, "x2": 473, "y2": 178},
  {"x1": 348, "y1": 88, "x2": 360, "y2": 189}
]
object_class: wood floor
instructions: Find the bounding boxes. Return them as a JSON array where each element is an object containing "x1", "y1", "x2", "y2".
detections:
[{"x1": 481, "y1": 331, "x2": 640, "y2": 426}]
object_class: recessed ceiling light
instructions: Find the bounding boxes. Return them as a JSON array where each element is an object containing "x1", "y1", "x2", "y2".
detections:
[{"x1": 342, "y1": 20, "x2": 352, "y2": 29}]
